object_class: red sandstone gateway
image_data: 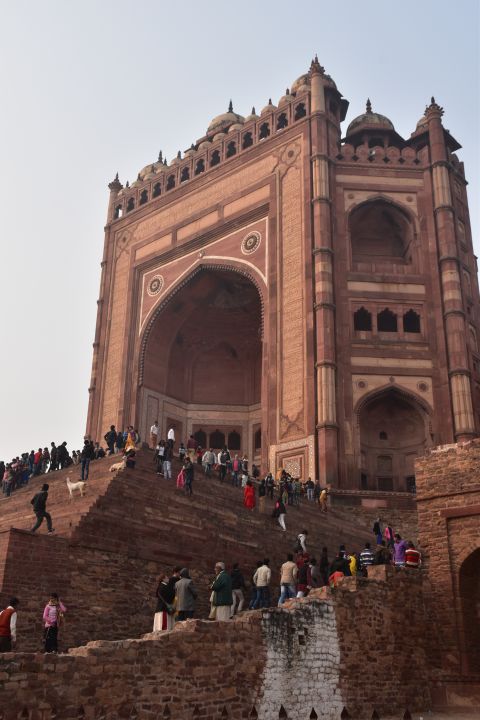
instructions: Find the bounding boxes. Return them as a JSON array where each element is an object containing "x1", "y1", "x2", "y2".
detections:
[{"x1": 87, "y1": 58, "x2": 478, "y2": 505}]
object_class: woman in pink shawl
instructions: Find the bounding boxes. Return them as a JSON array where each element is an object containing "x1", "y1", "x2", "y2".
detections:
[
  {"x1": 176, "y1": 467, "x2": 185, "y2": 490},
  {"x1": 43, "y1": 593, "x2": 66, "y2": 653}
]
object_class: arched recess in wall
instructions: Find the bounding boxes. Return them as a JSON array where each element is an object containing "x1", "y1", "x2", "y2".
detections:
[
  {"x1": 138, "y1": 261, "x2": 266, "y2": 388},
  {"x1": 348, "y1": 196, "x2": 418, "y2": 272},
  {"x1": 354, "y1": 385, "x2": 432, "y2": 492},
  {"x1": 459, "y1": 548, "x2": 480, "y2": 673},
  {"x1": 136, "y1": 261, "x2": 267, "y2": 451}
]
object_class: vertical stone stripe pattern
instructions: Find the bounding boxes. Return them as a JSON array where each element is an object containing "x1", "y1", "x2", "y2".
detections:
[
  {"x1": 255, "y1": 604, "x2": 344, "y2": 719},
  {"x1": 441, "y1": 267, "x2": 462, "y2": 303},
  {"x1": 433, "y1": 165, "x2": 452, "y2": 208},
  {"x1": 450, "y1": 373, "x2": 475, "y2": 434},
  {"x1": 315, "y1": 254, "x2": 333, "y2": 303},
  {"x1": 317, "y1": 365, "x2": 336, "y2": 425},
  {"x1": 313, "y1": 157, "x2": 329, "y2": 199},
  {"x1": 100, "y1": 250, "x2": 130, "y2": 429},
  {"x1": 279, "y1": 163, "x2": 305, "y2": 437}
]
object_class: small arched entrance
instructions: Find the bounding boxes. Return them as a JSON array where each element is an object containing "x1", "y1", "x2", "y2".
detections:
[
  {"x1": 356, "y1": 387, "x2": 430, "y2": 492},
  {"x1": 459, "y1": 549, "x2": 480, "y2": 673},
  {"x1": 140, "y1": 267, "x2": 263, "y2": 460}
]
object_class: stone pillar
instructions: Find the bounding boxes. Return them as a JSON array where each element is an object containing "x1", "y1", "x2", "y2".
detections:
[
  {"x1": 310, "y1": 57, "x2": 338, "y2": 484},
  {"x1": 85, "y1": 175, "x2": 123, "y2": 440},
  {"x1": 426, "y1": 98, "x2": 475, "y2": 440}
]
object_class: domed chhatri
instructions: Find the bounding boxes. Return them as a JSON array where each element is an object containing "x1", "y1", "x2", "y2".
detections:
[
  {"x1": 346, "y1": 98, "x2": 395, "y2": 137},
  {"x1": 207, "y1": 100, "x2": 245, "y2": 135}
]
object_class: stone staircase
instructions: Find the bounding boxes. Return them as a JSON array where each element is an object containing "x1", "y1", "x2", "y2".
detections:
[{"x1": 0, "y1": 449, "x2": 399, "y2": 652}]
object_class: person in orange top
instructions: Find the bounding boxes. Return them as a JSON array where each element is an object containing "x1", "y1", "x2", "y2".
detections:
[
  {"x1": 243, "y1": 479, "x2": 256, "y2": 510},
  {"x1": 0, "y1": 597, "x2": 19, "y2": 652}
]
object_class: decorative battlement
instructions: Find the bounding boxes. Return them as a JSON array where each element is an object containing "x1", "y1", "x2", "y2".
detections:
[{"x1": 111, "y1": 90, "x2": 311, "y2": 221}]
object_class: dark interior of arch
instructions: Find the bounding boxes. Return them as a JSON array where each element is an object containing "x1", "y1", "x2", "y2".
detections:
[
  {"x1": 143, "y1": 269, "x2": 262, "y2": 405},
  {"x1": 350, "y1": 200, "x2": 413, "y2": 267},
  {"x1": 359, "y1": 390, "x2": 427, "y2": 491},
  {"x1": 460, "y1": 549, "x2": 480, "y2": 672}
]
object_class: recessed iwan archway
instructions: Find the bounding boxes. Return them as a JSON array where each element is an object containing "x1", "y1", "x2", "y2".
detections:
[
  {"x1": 356, "y1": 387, "x2": 431, "y2": 492},
  {"x1": 139, "y1": 267, "x2": 264, "y2": 461}
]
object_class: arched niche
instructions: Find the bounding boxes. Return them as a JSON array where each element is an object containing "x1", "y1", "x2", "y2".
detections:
[
  {"x1": 459, "y1": 549, "x2": 480, "y2": 673},
  {"x1": 349, "y1": 198, "x2": 416, "y2": 273},
  {"x1": 355, "y1": 387, "x2": 431, "y2": 491}
]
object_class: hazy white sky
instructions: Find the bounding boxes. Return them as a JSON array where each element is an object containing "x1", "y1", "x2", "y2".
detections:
[{"x1": 0, "y1": 0, "x2": 478, "y2": 460}]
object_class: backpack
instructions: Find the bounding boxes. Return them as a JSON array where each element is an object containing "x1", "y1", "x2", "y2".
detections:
[{"x1": 220, "y1": 451, "x2": 229, "y2": 464}]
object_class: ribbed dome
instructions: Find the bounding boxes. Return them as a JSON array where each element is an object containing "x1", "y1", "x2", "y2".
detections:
[
  {"x1": 415, "y1": 115, "x2": 428, "y2": 131},
  {"x1": 346, "y1": 99, "x2": 394, "y2": 136},
  {"x1": 207, "y1": 101, "x2": 244, "y2": 134}
]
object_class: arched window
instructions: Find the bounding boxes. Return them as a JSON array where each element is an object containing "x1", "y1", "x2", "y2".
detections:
[
  {"x1": 228, "y1": 430, "x2": 241, "y2": 450},
  {"x1": 114, "y1": 204, "x2": 122, "y2": 219},
  {"x1": 126, "y1": 197, "x2": 135, "y2": 212},
  {"x1": 350, "y1": 200, "x2": 413, "y2": 267},
  {"x1": 195, "y1": 159, "x2": 205, "y2": 175},
  {"x1": 259, "y1": 123, "x2": 270, "y2": 140},
  {"x1": 210, "y1": 150, "x2": 221, "y2": 167},
  {"x1": 354, "y1": 307, "x2": 372, "y2": 331},
  {"x1": 152, "y1": 182, "x2": 161, "y2": 198},
  {"x1": 377, "y1": 308, "x2": 397, "y2": 332},
  {"x1": 254, "y1": 428, "x2": 261, "y2": 451},
  {"x1": 294, "y1": 103, "x2": 306, "y2": 120},
  {"x1": 403, "y1": 309, "x2": 421, "y2": 333},
  {"x1": 226, "y1": 141, "x2": 236, "y2": 158},
  {"x1": 379, "y1": 431, "x2": 388, "y2": 440},
  {"x1": 209, "y1": 429, "x2": 225, "y2": 449},
  {"x1": 166, "y1": 174, "x2": 175, "y2": 190},
  {"x1": 193, "y1": 429, "x2": 207, "y2": 449},
  {"x1": 180, "y1": 166, "x2": 190, "y2": 183},
  {"x1": 242, "y1": 132, "x2": 253, "y2": 149},
  {"x1": 139, "y1": 189, "x2": 148, "y2": 205},
  {"x1": 276, "y1": 113, "x2": 288, "y2": 130}
]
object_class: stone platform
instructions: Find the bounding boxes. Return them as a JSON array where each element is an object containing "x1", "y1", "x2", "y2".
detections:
[{"x1": 0, "y1": 450, "x2": 407, "y2": 652}]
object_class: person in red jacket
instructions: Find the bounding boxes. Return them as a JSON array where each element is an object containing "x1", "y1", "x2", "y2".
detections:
[
  {"x1": 0, "y1": 597, "x2": 19, "y2": 652},
  {"x1": 243, "y1": 479, "x2": 256, "y2": 510}
]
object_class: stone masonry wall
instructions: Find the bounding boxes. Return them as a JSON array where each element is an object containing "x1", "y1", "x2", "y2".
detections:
[
  {"x1": 415, "y1": 440, "x2": 480, "y2": 707},
  {"x1": 0, "y1": 573, "x2": 431, "y2": 719}
]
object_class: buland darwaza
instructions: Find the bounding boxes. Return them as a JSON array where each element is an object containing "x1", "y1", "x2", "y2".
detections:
[{"x1": 86, "y1": 57, "x2": 480, "y2": 495}]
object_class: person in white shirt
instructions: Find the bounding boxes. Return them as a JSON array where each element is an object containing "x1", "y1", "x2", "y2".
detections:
[
  {"x1": 251, "y1": 560, "x2": 271, "y2": 609},
  {"x1": 167, "y1": 427, "x2": 175, "y2": 449},
  {"x1": 150, "y1": 421, "x2": 159, "y2": 449},
  {"x1": 0, "y1": 597, "x2": 19, "y2": 652}
]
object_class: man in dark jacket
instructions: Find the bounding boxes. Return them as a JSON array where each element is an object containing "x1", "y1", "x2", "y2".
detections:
[
  {"x1": 49, "y1": 442, "x2": 58, "y2": 472},
  {"x1": 104, "y1": 425, "x2": 117, "y2": 455},
  {"x1": 30, "y1": 484, "x2": 54, "y2": 534},
  {"x1": 56, "y1": 442, "x2": 70, "y2": 469},
  {"x1": 211, "y1": 562, "x2": 232, "y2": 621},
  {"x1": 230, "y1": 563, "x2": 246, "y2": 616},
  {"x1": 80, "y1": 440, "x2": 95, "y2": 481}
]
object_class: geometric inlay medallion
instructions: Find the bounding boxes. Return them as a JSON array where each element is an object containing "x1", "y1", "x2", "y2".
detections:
[
  {"x1": 147, "y1": 274, "x2": 164, "y2": 297},
  {"x1": 241, "y1": 230, "x2": 261, "y2": 255}
]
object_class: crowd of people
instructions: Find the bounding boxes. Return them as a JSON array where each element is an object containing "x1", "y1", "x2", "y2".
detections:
[
  {"x1": 152, "y1": 528, "x2": 422, "y2": 632},
  {"x1": 152, "y1": 426, "x2": 329, "y2": 529},
  {"x1": 0, "y1": 426, "x2": 142, "y2": 498}
]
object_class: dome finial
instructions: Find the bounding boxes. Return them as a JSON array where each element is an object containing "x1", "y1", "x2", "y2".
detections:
[
  {"x1": 158, "y1": 150, "x2": 163, "y2": 163},
  {"x1": 366, "y1": 98, "x2": 372, "y2": 114},
  {"x1": 108, "y1": 172, "x2": 122, "y2": 192},
  {"x1": 177, "y1": 150, "x2": 181, "y2": 160},
  {"x1": 309, "y1": 54, "x2": 325, "y2": 76},
  {"x1": 425, "y1": 96, "x2": 444, "y2": 117},
  {"x1": 251, "y1": 106, "x2": 256, "y2": 115},
  {"x1": 228, "y1": 99, "x2": 233, "y2": 113}
]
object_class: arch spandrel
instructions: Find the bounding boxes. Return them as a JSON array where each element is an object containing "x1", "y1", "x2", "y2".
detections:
[{"x1": 138, "y1": 218, "x2": 268, "y2": 334}]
